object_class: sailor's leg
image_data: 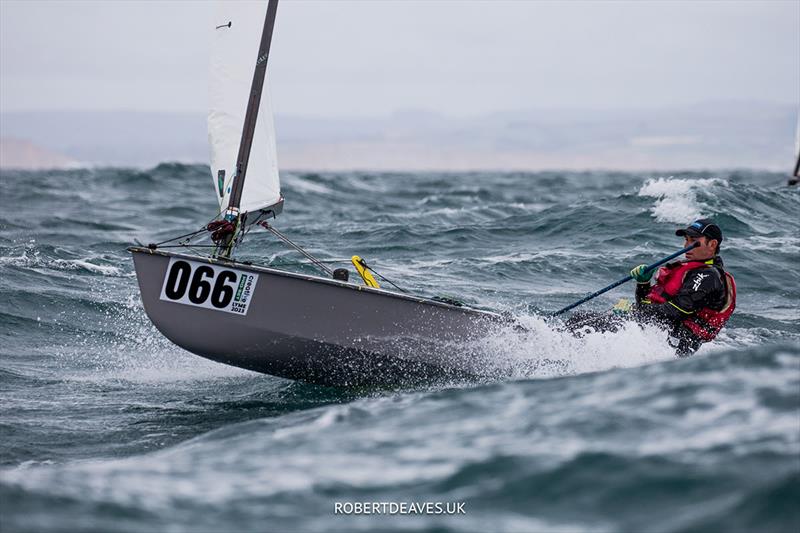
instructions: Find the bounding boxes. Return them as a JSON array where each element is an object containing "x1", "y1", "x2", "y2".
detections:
[
  {"x1": 668, "y1": 326, "x2": 703, "y2": 357},
  {"x1": 565, "y1": 311, "x2": 624, "y2": 336}
]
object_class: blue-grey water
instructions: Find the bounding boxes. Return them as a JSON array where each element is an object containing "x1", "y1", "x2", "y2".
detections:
[{"x1": 1, "y1": 165, "x2": 798, "y2": 532}]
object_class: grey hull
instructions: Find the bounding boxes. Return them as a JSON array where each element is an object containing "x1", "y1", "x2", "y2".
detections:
[{"x1": 130, "y1": 248, "x2": 503, "y2": 387}]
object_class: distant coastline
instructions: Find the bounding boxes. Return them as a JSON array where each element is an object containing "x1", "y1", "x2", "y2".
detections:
[
  {"x1": 1, "y1": 102, "x2": 796, "y2": 171},
  {"x1": 0, "y1": 137, "x2": 78, "y2": 170}
]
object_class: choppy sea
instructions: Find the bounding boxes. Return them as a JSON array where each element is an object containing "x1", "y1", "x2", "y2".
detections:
[{"x1": 1, "y1": 165, "x2": 798, "y2": 532}]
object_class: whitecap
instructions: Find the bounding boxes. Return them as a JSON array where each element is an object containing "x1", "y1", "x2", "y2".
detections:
[
  {"x1": 0, "y1": 242, "x2": 127, "y2": 276},
  {"x1": 282, "y1": 173, "x2": 334, "y2": 195},
  {"x1": 638, "y1": 177, "x2": 726, "y2": 223},
  {"x1": 725, "y1": 234, "x2": 800, "y2": 253}
]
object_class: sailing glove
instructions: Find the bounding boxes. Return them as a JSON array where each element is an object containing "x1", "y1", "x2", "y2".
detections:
[{"x1": 630, "y1": 264, "x2": 653, "y2": 283}]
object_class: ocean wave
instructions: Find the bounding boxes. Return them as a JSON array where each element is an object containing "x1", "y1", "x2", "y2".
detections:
[
  {"x1": 282, "y1": 172, "x2": 336, "y2": 195},
  {"x1": 2, "y1": 344, "x2": 796, "y2": 532},
  {"x1": 0, "y1": 242, "x2": 127, "y2": 277}
]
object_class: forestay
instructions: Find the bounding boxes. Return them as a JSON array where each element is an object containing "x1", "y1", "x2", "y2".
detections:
[{"x1": 208, "y1": 1, "x2": 281, "y2": 216}]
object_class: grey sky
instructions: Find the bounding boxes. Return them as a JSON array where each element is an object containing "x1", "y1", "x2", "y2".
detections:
[{"x1": 1, "y1": 0, "x2": 798, "y2": 117}]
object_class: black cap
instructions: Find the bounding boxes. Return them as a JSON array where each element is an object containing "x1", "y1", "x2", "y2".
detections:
[{"x1": 676, "y1": 218, "x2": 723, "y2": 242}]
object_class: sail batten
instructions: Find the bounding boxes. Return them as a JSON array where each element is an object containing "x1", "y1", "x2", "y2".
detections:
[{"x1": 208, "y1": 0, "x2": 281, "y2": 216}]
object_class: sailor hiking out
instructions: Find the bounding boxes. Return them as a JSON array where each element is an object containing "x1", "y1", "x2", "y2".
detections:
[
  {"x1": 631, "y1": 219, "x2": 736, "y2": 355},
  {"x1": 567, "y1": 219, "x2": 736, "y2": 356}
]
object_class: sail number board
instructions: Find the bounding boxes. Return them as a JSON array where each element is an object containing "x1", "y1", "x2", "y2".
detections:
[{"x1": 160, "y1": 257, "x2": 258, "y2": 315}]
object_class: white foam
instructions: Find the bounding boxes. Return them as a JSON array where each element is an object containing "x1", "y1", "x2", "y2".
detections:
[
  {"x1": 638, "y1": 177, "x2": 725, "y2": 223},
  {"x1": 58, "y1": 259, "x2": 125, "y2": 276},
  {"x1": 467, "y1": 313, "x2": 679, "y2": 381},
  {"x1": 481, "y1": 249, "x2": 596, "y2": 265},
  {"x1": 282, "y1": 173, "x2": 334, "y2": 195},
  {"x1": 0, "y1": 241, "x2": 127, "y2": 277},
  {"x1": 65, "y1": 357, "x2": 255, "y2": 384},
  {"x1": 464, "y1": 308, "x2": 771, "y2": 382},
  {"x1": 725, "y1": 235, "x2": 800, "y2": 253}
]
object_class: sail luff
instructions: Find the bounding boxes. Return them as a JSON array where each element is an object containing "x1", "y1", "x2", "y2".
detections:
[
  {"x1": 794, "y1": 114, "x2": 800, "y2": 177},
  {"x1": 228, "y1": 0, "x2": 280, "y2": 212}
]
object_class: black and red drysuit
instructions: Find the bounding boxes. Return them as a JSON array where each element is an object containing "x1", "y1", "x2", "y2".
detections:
[
  {"x1": 565, "y1": 256, "x2": 735, "y2": 357},
  {"x1": 633, "y1": 256, "x2": 734, "y2": 356}
]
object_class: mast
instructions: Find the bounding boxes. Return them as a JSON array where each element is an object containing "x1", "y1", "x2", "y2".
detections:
[{"x1": 219, "y1": 0, "x2": 280, "y2": 256}]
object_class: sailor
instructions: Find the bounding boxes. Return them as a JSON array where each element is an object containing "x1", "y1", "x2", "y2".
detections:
[{"x1": 629, "y1": 218, "x2": 736, "y2": 356}]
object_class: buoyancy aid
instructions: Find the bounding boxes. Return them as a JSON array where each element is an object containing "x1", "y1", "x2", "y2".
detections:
[{"x1": 646, "y1": 260, "x2": 736, "y2": 342}]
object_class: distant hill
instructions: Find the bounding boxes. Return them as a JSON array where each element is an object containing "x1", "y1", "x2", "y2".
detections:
[
  {"x1": 0, "y1": 112, "x2": 206, "y2": 168},
  {"x1": 0, "y1": 137, "x2": 77, "y2": 170},
  {"x1": 1, "y1": 103, "x2": 796, "y2": 171}
]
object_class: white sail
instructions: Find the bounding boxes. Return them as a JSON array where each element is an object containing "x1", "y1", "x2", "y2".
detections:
[
  {"x1": 208, "y1": 1, "x2": 281, "y2": 216},
  {"x1": 794, "y1": 112, "x2": 800, "y2": 177}
]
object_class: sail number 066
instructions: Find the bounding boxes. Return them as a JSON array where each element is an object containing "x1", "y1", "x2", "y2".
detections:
[
  {"x1": 159, "y1": 258, "x2": 259, "y2": 315},
  {"x1": 164, "y1": 261, "x2": 237, "y2": 308}
]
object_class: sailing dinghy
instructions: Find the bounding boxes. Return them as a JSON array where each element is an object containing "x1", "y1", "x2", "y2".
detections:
[{"x1": 130, "y1": 0, "x2": 503, "y2": 387}]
